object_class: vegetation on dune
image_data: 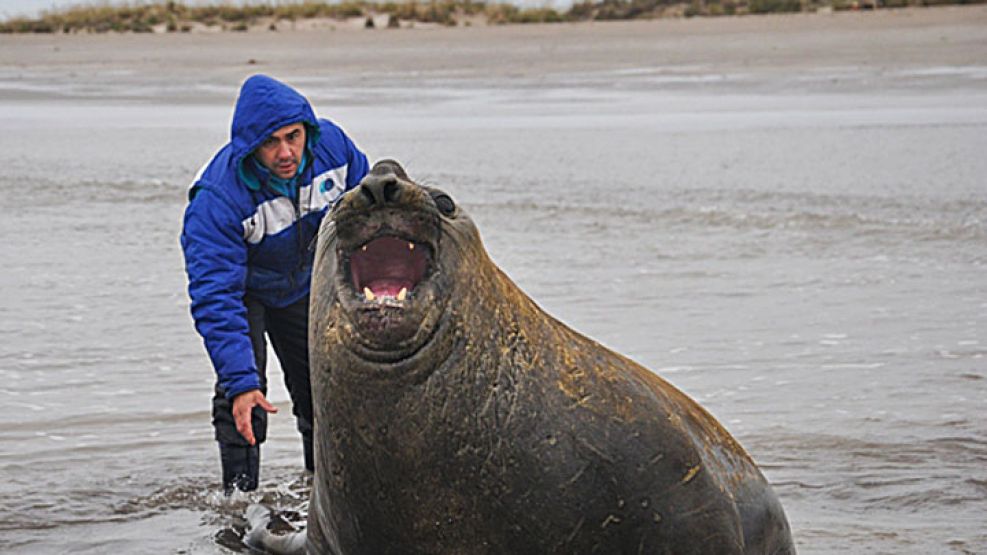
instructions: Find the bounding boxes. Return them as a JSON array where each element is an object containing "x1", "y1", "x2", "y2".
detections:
[
  {"x1": 0, "y1": 0, "x2": 983, "y2": 33},
  {"x1": 1, "y1": 1, "x2": 369, "y2": 33}
]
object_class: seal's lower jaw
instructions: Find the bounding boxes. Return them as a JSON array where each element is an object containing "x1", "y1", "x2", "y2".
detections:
[{"x1": 336, "y1": 234, "x2": 444, "y2": 361}]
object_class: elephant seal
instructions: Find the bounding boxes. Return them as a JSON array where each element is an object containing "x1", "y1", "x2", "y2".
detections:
[{"x1": 296, "y1": 160, "x2": 795, "y2": 554}]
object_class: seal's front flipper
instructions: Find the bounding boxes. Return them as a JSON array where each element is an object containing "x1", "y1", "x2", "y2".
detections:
[{"x1": 244, "y1": 504, "x2": 307, "y2": 555}]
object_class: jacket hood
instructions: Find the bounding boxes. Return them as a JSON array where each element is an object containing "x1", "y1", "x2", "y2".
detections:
[{"x1": 230, "y1": 74, "x2": 319, "y2": 170}]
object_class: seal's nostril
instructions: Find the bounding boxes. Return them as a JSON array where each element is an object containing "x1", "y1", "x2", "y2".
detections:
[
  {"x1": 383, "y1": 181, "x2": 399, "y2": 203},
  {"x1": 357, "y1": 175, "x2": 401, "y2": 206},
  {"x1": 360, "y1": 184, "x2": 376, "y2": 205}
]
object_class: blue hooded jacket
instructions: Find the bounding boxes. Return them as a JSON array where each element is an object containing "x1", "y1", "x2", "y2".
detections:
[{"x1": 181, "y1": 74, "x2": 369, "y2": 399}]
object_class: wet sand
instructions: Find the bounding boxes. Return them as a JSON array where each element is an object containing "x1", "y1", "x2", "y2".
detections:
[{"x1": 1, "y1": 5, "x2": 986, "y2": 99}]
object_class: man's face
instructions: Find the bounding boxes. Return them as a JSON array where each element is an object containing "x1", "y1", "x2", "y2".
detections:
[{"x1": 255, "y1": 123, "x2": 306, "y2": 180}]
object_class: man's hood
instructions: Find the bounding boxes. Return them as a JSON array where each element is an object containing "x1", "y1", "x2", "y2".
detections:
[{"x1": 230, "y1": 74, "x2": 320, "y2": 170}]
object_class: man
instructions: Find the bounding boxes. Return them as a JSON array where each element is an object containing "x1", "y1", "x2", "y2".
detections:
[{"x1": 181, "y1": 74, "x2": 369, "y2": 493}]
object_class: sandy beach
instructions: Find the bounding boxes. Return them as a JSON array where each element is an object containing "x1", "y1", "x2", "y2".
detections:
[
  {"x1": 1, "y1": 5, "x2": 986, "y2": 100},
  {"x1": 1, "y1": 5, "x2": 985, "y2": 554}
]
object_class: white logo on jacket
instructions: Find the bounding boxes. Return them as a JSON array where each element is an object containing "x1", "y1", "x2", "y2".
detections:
[{"x1": 241, "y1": 167, "x2": 349, "y2": 244}]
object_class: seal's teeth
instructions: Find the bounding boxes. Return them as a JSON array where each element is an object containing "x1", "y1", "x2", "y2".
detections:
[
  {"x1": 363, "y1": 287, "x2": 375, "y2": 301},
  {"x1": 361, "y1": 245, "x2": 368, "y2": 252},
  {"x1": 397, "y1": 287, "x2": 407, "y2": 301},
  {"x1": 408, "y1": 242, "x2": 415, "y2": 251}
]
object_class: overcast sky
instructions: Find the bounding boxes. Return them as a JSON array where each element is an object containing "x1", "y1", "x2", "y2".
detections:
[{"x1": 1, "y1": 0, "x2": 71, "y2": 19}]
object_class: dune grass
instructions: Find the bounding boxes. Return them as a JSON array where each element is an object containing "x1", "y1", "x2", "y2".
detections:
[{"x1": 1, "y1": 0, "x2": 983, "y2": 33}]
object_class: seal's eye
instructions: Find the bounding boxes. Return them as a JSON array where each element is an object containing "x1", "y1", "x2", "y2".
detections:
[{"x1": 432, "y1": 193, "x2": 456, "y2": 216}]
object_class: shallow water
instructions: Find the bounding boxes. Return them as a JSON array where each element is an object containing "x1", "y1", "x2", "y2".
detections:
[{"x1": 1, "y1": 51, "x2": 985, "y2": 554}]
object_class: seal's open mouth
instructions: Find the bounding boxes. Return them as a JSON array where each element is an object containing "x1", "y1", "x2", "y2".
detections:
[{"x1": 348, "y1": 235, "x2": 430, "y2": 303}]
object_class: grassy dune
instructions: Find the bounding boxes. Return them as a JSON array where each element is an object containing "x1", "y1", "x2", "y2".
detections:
[{"x1": 1, "y1": 0, "x2": 984, "y2": 33}]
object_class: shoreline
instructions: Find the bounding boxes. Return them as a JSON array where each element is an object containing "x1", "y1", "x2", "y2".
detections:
[{"x1": 1, "y1": 5, "x2": 985, "y2": 103}]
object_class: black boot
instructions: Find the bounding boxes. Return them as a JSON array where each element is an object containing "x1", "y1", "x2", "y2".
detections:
[
  {"x1": 302, "y1": 435, "x2": 314, "y2": 473},
  {"x1": 219, "y1": 442, "x2": 260, "y2": 494}
]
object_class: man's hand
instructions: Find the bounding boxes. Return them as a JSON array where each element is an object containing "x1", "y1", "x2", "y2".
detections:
[{"x1": 232, "y1": 389, "x2": 278, "y2": 446}]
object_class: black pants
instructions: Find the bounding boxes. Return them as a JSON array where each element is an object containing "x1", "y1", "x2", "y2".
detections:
[{"x1": 211, "y1": 294, "x2": 314, "y2": 490}]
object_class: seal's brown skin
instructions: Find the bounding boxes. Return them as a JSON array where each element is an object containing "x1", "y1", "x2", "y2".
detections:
[{"x1": 308, "y1": 161, "x2": 795, "y2": 554}]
